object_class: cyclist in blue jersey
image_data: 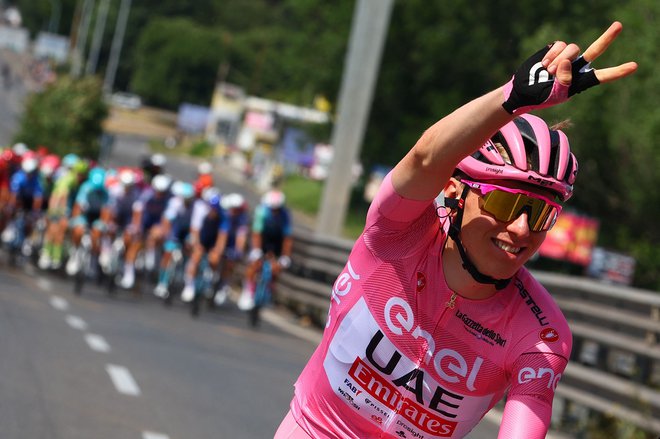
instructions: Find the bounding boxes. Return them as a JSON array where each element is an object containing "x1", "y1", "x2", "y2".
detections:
[
  {"x1": 3, "y1": 154, "x2": 44, "y2": 249},
  {"x1": 66, "y1": 167, "x2": 110, "y2": 276},
  {"x1": 8, "y1": 154, "x2": 44, "y2": 214},
  {"x1": 241, "y1": 189, "x2": 293, "y2": 307},
  {"x1": 119, "y1": 173, "x2": 172, "y2": 289},
  {"x1": 181, "y1": 188, "x2": 227, "y2": 302},
  {"x1": 97, "y1": 168, "x2": 143, "y2": 275},
  {"x1": 208, "y1": 192, "x2": 249, "y2": 304},
  {"x1": 153, "y1": 181, "x2": 196, "y2": 298},
  {"x1": 107, "y1": 168, "x2": 143, "y2": 234}
]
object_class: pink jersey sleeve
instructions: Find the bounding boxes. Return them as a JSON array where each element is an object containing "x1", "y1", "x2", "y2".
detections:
[
  {"x1": 366, "y1": 171, "x2": 436, "y2": 226},
  {"x1": 498, "y1": 351, "x2": 569, "y2": 438},
  {"x1": 362, "y1": 172, "x2": 441, "y2": 260}
]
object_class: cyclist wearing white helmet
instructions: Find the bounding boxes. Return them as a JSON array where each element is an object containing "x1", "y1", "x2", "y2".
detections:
[
  {"x1": 153, "y1": 181, "x2": 196, "y2": 298},
  {"x1": 276, "y1": 23, "x2": 637, "y2": 439},
  {"x1": 119, "y1": 173, "x2": 172, "y2": 289},
  {"x1": 181, "y1": 188, "x2": 229, "y2": 302},
  {"x1": 9, "y1": 152, "x2": 44, "y2": 214},
  {"x1": 241, "y1": 188, "x2": 293, "y2": 310},
  {"x1": 206, "y1": 192, "x2": 249, "y2": 304},
  {"x1": 4, "y1": 151, "x2": 44, "y2": 255}
]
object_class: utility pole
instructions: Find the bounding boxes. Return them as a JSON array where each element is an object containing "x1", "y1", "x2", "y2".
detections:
[
  {"x1": 103, "y1": 0, "x2": 131, "y2": 94},
  {"x1": 70, "y1": 0, "x2": 95, "y2": 77},
  {"x1": 316, "y1": 0, "x2": 394, "y2": 237},
  {"x1": 85, "y1": 0, "x2": 111, "y2": 75}
]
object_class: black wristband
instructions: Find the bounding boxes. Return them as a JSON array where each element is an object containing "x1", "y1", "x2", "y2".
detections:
[{"x1": 568, "y1": 56, "x2": 601, "y2": 96}]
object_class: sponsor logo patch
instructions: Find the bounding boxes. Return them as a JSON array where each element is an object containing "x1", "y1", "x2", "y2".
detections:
[{"x1": 539, "y1": 327, "x2": 559, "y2": 343}]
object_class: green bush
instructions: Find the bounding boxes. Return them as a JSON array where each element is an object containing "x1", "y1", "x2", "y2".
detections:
[
  {"x1": 13, "y1": 75, "x2": 108, "y2": 158},
  {"x1": 281, "y1": 174, "x2": 366, "y2": 239}
]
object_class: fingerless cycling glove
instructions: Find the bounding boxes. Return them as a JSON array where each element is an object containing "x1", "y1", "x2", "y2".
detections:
[{"x1": 502, "y1": 45, "x2": 601, "y2": 114}]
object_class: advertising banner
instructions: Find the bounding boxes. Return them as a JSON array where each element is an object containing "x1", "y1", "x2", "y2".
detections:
[{"x1": 538, "y1": 211, "x2": 599, "y2": 266}]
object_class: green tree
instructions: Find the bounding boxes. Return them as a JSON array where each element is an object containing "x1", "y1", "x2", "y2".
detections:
[
  {"x1": 524, "y1": 7, "x2": 659, "y2": 289},
  {"x1": 13, "y1": 75, "x2": 108, "y2": 158},
  {"x1": 14, "y1": 0, "x2": 77, "y2": 35},
  {"x1": 130, "y1": 18, "x2": 225, "y2": 108}
]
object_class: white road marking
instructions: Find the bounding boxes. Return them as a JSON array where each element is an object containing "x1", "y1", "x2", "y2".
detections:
[
  {"x1": 37, "y1": 278, "x2": 52, "y2": 291},
  {"x1": 65, "y1": 315, "x2": 88, "y2": 331},
  {"x1": 106, "y1": 364, "x2": 141, "y2": 396},
  {"x1": 85, "y1": 333, "x2": 111, "y2": 353},
  {"x1": 49, "y1": 296, "x2": 69, "y2": 311},
  {"x1": 142, "y1": 431, "x2": 170, "y2": 439}
]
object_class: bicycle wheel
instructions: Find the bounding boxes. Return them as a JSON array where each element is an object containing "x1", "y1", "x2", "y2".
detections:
[
  {"x1": 191, "y1": 256, "x2": 210, "y2": 318},
  {"x1": 73, "y1": 248, "x2": 90, "y2": 295},
  {"x1": 249, "y1": 259, "x2": 272, "y2": 328}
]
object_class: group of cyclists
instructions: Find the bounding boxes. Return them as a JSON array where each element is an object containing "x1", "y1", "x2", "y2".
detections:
[{"x1": 0, "y1": 142, "x2": 294, "y2": 321}]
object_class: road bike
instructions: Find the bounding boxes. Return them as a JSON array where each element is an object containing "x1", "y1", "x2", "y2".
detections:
[{"x1": 248, "y1": 256, "x2": 273, "y2": 328}]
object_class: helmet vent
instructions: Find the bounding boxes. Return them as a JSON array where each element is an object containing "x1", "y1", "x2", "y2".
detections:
[
  {"x1": 513, "y1": 117, "x2": 540, "y2": 172},
  {"x1": 548, "y1": 130, "x2": 561, "y2": 179},
  {"x1": 491, "y1": 131, "x2": 513, "y2": 165}
]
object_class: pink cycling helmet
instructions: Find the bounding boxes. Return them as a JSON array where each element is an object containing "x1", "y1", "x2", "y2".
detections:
[{"x1": 456, "y1": 114, "x2": 578, "y2": 201}]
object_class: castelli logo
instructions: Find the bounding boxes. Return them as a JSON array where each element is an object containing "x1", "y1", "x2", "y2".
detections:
[
  {"x1": 416, "y1": 272, "x2": 426, "y2": 292},
  {"x1": 539, "y1": 327, "x2": 559, "y2": 343}
]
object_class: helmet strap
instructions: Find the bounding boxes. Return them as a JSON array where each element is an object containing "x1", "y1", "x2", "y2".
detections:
[{"x1": 447, "y1": 185, "x2": 511, "y2": 291}]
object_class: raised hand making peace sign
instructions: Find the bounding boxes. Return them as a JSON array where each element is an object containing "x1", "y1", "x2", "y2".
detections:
[{"x1": 502, "y1": 21, "x2": 637, "y2": 115}]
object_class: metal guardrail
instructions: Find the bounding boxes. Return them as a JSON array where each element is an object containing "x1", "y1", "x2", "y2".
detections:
[{"x1": 275, "y1": 228, "x2": 660, "y2": 436}]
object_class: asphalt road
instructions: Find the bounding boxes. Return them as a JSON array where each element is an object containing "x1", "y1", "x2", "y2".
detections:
[{"x1": 0, "y1": 257, "x2": 318, "y2": 439}]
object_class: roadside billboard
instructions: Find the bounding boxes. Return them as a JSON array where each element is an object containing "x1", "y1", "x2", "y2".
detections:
[{"x1": 538, "y1": 211, "x2": 599, "y2": 266}]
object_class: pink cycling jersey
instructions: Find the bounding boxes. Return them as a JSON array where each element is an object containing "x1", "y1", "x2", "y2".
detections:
[{"x1": 288, "y1": 172, "x2": 572, "y2": 439}]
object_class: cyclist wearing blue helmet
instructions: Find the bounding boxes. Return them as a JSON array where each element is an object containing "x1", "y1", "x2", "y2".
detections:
[{"x1": 66, "y1": 166, "x2": 110, "y2": 276}]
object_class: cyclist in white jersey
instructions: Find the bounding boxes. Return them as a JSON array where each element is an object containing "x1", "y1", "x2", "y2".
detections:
[{"x1": 275, "y1": 23, "x2": 637, "y2": 439}]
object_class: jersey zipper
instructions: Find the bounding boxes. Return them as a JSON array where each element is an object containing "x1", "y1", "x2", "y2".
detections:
[
  {"x1": 445, "y1": 292, "x2": 457, "y2": 310},
  {"x1": 380, "y1": 292, "x2": 459, "y2": 437}
]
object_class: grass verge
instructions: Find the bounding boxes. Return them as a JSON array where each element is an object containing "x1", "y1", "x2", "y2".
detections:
[{"x1": 281, "y1": 174, "x2": 366, "y2": 240}]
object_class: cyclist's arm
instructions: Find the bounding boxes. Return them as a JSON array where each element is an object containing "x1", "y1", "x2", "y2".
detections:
[
  {"x1": 280, "y1": 209, "x2": 293, "y2": 258},
  {"x1": 250, "y1": 206, "x2": 265, "y2": 255},
  {"x1": 281, "y1": 236, "x2": 293, "y2": 259},
  {"x1": 100, "y1": 205, "x2": 113, "y2": 224},
  {"x1": 32, "y1": 177, "x2": 44, "y2": 211},
  {"x1": 250, "y1": 232, "x2": 262, "y2": 256},
  {"x1": 160, "y1": 217, "x2": 172, "y2": 237},
  {"x1": 130, "y1": 199, "x2": 144, "y2": 231},
  {"x1": 234, "y1": 225, "x2": 249, "y2": 255},
  {"x1": 70, "y1": 202, "x2": 82, "y2": 217},
  {"x1": 391, "y1": 88, "x2": 513, "y2": 202},
  {"x1": 32, "y1": 195, "x2": 43, "y2": 212},
  {"x1": 8, "y1": 173, "x2": 22, "y2": 208},
  {"x1": 498, "y1": 351, "x2": 569, "y2": 438},
  {"x1": 211, "y1": 232, "x2": 228, "y2": 259},
  {"x1": 73, "y1": 183, "x2": 90, "y2": 213},
  {"x1": 210, "y1": 215, "x2": 233, "y2": 261},
  {"x1": 391, "y1": 24, "x2": 637, "y2": 203},
  {"x1": 160, "y1": 198, "x2": 179, "y2": 237}
]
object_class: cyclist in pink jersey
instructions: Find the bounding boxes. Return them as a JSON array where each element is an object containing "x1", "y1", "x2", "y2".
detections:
[{"x1": 275, "y1": 23, "x2": 637, "y2": 439}]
